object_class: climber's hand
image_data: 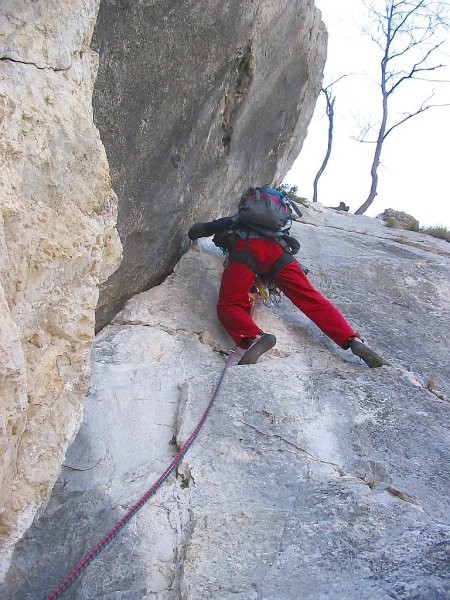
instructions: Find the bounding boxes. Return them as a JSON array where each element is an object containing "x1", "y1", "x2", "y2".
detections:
[
  {"x1": 282, "y1": 233, "x2": 300, "y2": 255},
  {"x1": 188, "y1": 222, "x2": 207, "y2": 240}
]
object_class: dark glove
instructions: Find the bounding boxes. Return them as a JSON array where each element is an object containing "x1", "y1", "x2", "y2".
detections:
[
  {"x1": 282, "y1": 233, "x2": 300, "y2": 255},
  {"x1": 213, "y1": 231, "x2": 237, "y2": 252},
  {"x1": 188, "y1": 222, "x2": 208, "y2": 240}
]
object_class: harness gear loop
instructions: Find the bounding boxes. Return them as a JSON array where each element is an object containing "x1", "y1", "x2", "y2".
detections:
[
  {"x1": 255, "y1": 277, "x2": 269, "y2": 302},
  {"x1": 254, "y1": 276, "x2": 283, "y2": 307}
]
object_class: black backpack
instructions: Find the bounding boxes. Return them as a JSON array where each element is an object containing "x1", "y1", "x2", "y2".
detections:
[
  {"x1": 237, "y1": 186, "x2": 300, "y2": 236},
  {"x1": 212, "y1": 187, "x2": 302, "y2": 256}
]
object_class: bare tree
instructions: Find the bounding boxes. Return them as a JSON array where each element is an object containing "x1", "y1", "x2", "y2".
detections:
[
  {"x1": 355, "y1": 0, "x2": 449, "y2": 215},
  {"x1": 312, "y1": 76, "x2": 350, "y2": 203},
  {"x1": 313, "y1": 87, "x2": 335, "y2": 203}
]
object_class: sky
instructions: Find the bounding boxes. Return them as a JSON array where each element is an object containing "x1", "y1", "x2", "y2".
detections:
[{"x1": 283, "y1": 0, "x2": 450, "y2": 227}]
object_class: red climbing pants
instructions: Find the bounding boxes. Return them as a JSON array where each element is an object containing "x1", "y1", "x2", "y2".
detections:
[{"x1": 217, "y1": 237, "x2": 356, "y2": 349}]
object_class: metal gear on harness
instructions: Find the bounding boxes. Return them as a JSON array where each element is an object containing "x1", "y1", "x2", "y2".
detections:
[{"x1": 254, "y1": 276, "x2": 282, "y2": 307}]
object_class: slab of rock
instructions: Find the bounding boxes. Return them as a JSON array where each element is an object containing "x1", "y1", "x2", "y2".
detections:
[
  {"x1": 92, "y1": 0, "x2": 327, "y2": 328},
  {"x1": 3, "y1": 208, "x2": 449, "y2": 598},
  {"x1": 0, "y1": 0, "x2": 121, "y2": 577}
]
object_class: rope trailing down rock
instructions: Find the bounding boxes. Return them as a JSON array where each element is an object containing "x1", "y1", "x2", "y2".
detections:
[{"x1": 45, "y1": 348, "x2": 238, "y2": 599}]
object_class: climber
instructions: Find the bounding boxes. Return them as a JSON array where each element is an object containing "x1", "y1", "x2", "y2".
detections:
[{"x1": 188, "y1": 186, "x2": 389, "y2": 368}]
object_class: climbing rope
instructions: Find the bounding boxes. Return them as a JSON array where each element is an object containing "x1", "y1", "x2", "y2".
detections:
[{"x1": 45, "y1": 347, "x2": 238, "y2": 599}]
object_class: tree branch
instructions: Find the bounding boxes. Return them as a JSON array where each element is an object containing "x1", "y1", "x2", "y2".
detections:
[
  {"x1": 383, "y1": 100, "x2": 450, "y2": 139},
  {"x1": 386, "y1": 29, "x2": 432, "y2": 63},
  {"x1": 390, "y1": 0, "x2": 427, "y2": 45},
  {"x1": 386, "y1": 40, "x2": 446, "y2": 94},
  {"x1": 387, "y1": 62, "x2": 445, "y2": 95},
  {"x1": 352, "y1": 118, "x2": 378, "y2": 143},
  {"x1": 323, "y1": 73, "x2": 352, "y2": 91}
]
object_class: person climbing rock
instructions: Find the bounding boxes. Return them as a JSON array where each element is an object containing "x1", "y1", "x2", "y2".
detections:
[{"x1": 188, "y1": 186, "x2": 389, "y2": 368}]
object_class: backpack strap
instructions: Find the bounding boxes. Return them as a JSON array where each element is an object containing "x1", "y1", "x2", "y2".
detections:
[
  {"x1": 229, "y1": 245, "x2": 296, "y2": 277},
  {"x1": 284, "y1": 193, "x2": 303, "y2": 220},
  {"x1": 262, "y1": 187, "x2": 273, "y2": 211},
  {"x1": 229, "y1": 230, "x2": 261, "y2": 273},
  {"x1": 229, "y1": 250, "x2": 260, "y2": 274},
  {"x1": 266, "y1": 253, "x2": 296, "y2": 279}
]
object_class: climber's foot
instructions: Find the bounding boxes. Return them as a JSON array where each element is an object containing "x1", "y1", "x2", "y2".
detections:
[
  {"x1": 238, "y1": 333, "x2": 276, "y2": 365},
  {"x1": 350, "y1": 338, "x2": 390, "y2": 368}
]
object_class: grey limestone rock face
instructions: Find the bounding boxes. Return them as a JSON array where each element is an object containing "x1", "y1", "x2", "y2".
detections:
[
  {"x1": 3, "y1": 206, "x2": 449, "y2": 599},
  {"x1": 92, "y1": 0, "x2": 327, "y2": 328}
]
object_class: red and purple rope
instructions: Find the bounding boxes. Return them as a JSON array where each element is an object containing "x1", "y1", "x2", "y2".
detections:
[{"x1": 46, "y1": 347, "x2": 238, "y2": 600}]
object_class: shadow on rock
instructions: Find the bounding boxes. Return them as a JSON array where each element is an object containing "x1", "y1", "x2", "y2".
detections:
[{"x1": 1, "y1": 486, "x2": 147, "y2": 600}]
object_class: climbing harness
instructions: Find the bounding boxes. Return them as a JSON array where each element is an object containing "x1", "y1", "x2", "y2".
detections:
[
  {"x1": 213, "y1": 230, "x2": 297, "y2": 308},
  {"x1": 45, "y1": 347, "x2": 239, "y2": 599}
]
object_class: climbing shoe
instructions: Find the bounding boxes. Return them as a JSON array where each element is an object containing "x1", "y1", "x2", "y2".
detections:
[
  {"x1": 238, "y1": 333, "x2": 276, "y2": 365},
  {"x1": 350, "y1": 338, "x2": 390, "y2": 368}
]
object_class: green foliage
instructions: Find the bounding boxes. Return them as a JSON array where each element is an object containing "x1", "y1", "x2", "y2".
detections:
[
  {"x1": 419, "y1": 225, "x2": 450, "y2": 241},
  {"x1": 385, "y1": 217, "x2": 398, "y2": 228},
  {"x1": 279, "y1": 183, "x2": 309, "y2": 207},
  {"x1": 386, "y1": 217, "x2": 449, "y2": 241},
  {"x1": 281, "y1": 183, "x2": 298, "y2": 194},
  {"x1": 406, "y1": 221, "x2": 420, "y2": 232},
  {"x1": 287, "y1": 192, "x2": 310, "y2": 207}
]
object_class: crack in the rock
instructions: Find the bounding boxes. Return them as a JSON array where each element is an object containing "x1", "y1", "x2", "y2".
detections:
[
  {"x1": 238, "y1": 420, "x2": 344, "y2": 474},
  {"x1": 61, "y1": 458, "x2": 102, "y2": 472},
  {"x1": 221, "y1": 43, "x2": 254, "y2": 153},
  {"x1": 114, "y1": 317, "x2": 190, "y2": 335},
  {"x1": 238, "y1": 420, "x2": 420, "y2": 505},
  {"x1": 171, "y1": 506, "x2": 195, "y2": 599},
  {"x1": 114, "y1": 318, "x2": 228, "y2": 356},
  {"x1": 0, "y1": 56, "x2": 70, "y2": 72}
]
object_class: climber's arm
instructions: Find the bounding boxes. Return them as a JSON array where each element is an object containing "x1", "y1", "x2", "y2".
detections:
[{"x1": 188, "y1": 215, "x2": 238, "y2": 240}]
